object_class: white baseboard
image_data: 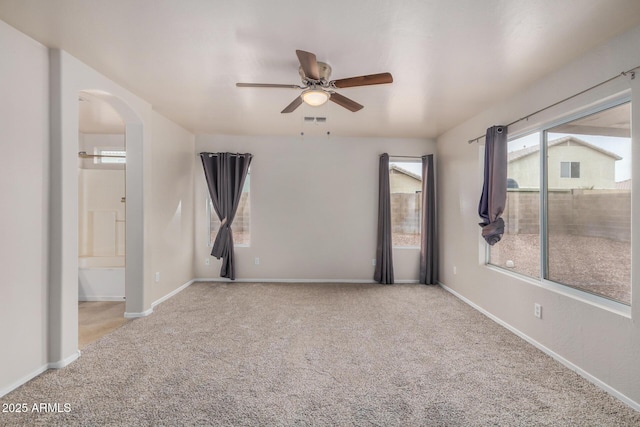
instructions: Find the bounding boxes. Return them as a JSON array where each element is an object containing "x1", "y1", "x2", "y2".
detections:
[
  {"x1": 124, "y1": 279, "x2": 195, "y2": 318},
  {"x1": 438, "y1": 282, "x2": 640, "y2": 412},
  {"x1": 79, "y1": 296, "x2": 126, "y2": 302},
  {"x1": 0, "y1": 350, "x2": 81, "y2": 398},
  {"x1": 48, "y1": 350, "x2": 81, "y2": 369},
  {"x1": 124, "y1": 307, "x2": 153, "y2": 318},
  {"x1": 0, "y1": 364, "x2": 49, "y2": 398},
  {"x1": 152, "y1": 279, "x2": 195, "y2": 308},
  {"x1": 194, "y1": 278, "x2": 418, "y2": 284}
]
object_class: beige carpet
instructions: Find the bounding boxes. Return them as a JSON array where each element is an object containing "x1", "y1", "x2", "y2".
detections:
[{"x1": 1, "y1": 282, "x2": 638, "y2": 426}]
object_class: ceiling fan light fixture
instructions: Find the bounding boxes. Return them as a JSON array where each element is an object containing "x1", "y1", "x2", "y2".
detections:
[
  {"x1": 301, "y1": 89, "x2": 330, "y2": 107},
  {"x1": 236, "y1": 50, "x2": 392, "y2": 113}
]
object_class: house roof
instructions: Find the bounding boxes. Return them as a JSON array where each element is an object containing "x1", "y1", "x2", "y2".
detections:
[
  {"x1": 615, "y1": 179, "x2": 632, "y2": 190},
  {"x1": 390, "y1": 165, "x2": 421, "y2": 181},
  {"x1": 508, "y1": 136, "x2": 623, "y2": 162}
]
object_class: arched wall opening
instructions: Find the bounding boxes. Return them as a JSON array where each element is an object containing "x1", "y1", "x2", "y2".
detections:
[
  {"x1": 80, "y1": 90, "x2": 146, "y2": 317},
  {"x1": 49, "y1": 49, "x2": 150, "y2": 368}
]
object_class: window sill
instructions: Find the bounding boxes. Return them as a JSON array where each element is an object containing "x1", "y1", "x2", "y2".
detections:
[{"x1": 484, "y1": 263, "x2": 631, "y2": 319}]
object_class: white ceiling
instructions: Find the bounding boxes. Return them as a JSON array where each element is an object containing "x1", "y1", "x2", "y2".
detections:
[{"x1": 2, "y1": 0, "x2": 640, "y2": 138}]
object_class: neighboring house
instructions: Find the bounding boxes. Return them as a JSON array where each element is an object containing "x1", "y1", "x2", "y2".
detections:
[
  {"x1": 616, "y1": 179, "x2": 632, "y2": 190},
  {"x1": 508, "y1": 136, "x2": 622, "y2": 189},
  {"x1": 389, "y1": 165, "x2": 422, "y2": 193}
]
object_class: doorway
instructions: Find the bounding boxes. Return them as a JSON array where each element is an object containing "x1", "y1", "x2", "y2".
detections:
[{"x1": 77, "y1": 92, "x2": 129, "y2": 346}]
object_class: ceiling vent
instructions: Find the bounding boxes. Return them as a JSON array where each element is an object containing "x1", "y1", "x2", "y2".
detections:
[{"x1": 304, "y1": 116, "x2": 327, "y2": 124}]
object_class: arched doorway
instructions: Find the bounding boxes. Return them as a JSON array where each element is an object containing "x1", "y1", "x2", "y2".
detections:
[
  {"x1": 77, "y1": 90, "x2": 146, "y2": 318},
  {"x1": 77, "y1": 92, "x2": 128, "y2": 347},
  {"x1": 48, "y1": 50, "x2": 147, "y2": 368}
]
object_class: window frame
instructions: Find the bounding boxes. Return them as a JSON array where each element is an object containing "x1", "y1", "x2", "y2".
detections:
[
  {"x1": 560, "y1": 161, "x2": 580, "y2": 178},
  {"x1": 485, "y1": 94, "x2": 632, "y2": 316},
  {"x1": 388, "y1": 157, "x2": 423, "y2": 249}
]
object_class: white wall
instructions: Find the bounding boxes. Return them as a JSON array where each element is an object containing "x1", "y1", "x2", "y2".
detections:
[
  {"x1": 0, "y1": 19, "x2": 50, "y2": 395},
  {"x1": 437, "y1": 24, "x2": 640, "y2": 408},
  {"x1": 195, "y1": 134, "x2": 435, "y2": 282},
  {"x1": 0, "y1": 19, "x2": 196, "y2": 396},
  {"x1": 150, "y1": 111, "x2": 195, "y2": 302}
]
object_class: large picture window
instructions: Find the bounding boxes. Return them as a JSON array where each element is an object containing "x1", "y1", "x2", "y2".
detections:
[
  {"x1": 389, "y1": 159, "x2": 423, "y2": 247},
  {"x1": 489, "y1": 101, "x2": 632, "y2": 305},
  {"x1": 208, "y1": 169, "x2": 251, "y2": 246}
]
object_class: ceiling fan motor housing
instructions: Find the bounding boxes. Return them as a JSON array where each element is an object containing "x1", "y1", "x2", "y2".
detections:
[{"x1": 299, "y1": 61, "x2": 332, "y2": 85}]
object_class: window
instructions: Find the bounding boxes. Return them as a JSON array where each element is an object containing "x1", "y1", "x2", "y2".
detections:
[
  {"x1": 560, "y1": 161, "x2": 580, "y2": 178},
  {"x1": 489, "y1": 101, "x2": 631, "y2": 305},
  {"x1": 488, "y1": 132, "x2": 541, "y2": 279},
  {"x1": 208, "y1": 169, "x2": 250, "y2": 246},
  {"x1": 389, "y1": 160, "x2": 422, "y2": 247},
  {"x1": 95, "y1": 149, "x2": 126, "y2": 164}
]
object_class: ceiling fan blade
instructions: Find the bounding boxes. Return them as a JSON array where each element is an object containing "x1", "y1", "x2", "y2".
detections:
[
  {"x1": 332, "y1": 72, "x2": 393, "y2": 88},
  {"x1": 296, "y1": 50, "x2": 320, "y2": 80},
  {"x1": 281, "y1": 96, "x2": 303, "y2": 113},
  {"x1": 236, "y1": 83, "x2": 302, "y2": 89},
  {"x1": 329, "y1": 92, "x2": 363, "y2": 112}
]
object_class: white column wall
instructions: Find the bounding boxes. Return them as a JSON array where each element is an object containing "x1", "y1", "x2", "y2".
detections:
[{"x1": 0, "y1": 19, "x2": 50, "y2": 396}]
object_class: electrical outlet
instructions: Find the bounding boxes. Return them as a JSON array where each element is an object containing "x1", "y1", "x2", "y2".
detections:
[
  {"x1": 453, "y1": 266, "x2": 457, "y2": 275},
  {"x1": 372, "y1": 259, "x2": 376, "y2": 266},
  {"x1": 255, "y1": 257, "x2": 260, "y2": 265},
  {"x1": 155, "y1": 272, "x2": 160, "y2": 283},
  {"x1": 205, "y1": 258, "x2": 210, "y2": 266},
  {"x1": 534, "y1": 303, "x2": 542, "y2": 319}
]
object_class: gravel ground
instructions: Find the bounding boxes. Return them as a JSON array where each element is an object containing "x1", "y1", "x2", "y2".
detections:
[
  {"x1": 490, "y1": 234, "x2": 631, "y2": 304},
  {"x1": 210, "y1": 230, "x2": 250, "y2": 246},
  {"x1": 393, "y1": 232, "x2": 420, "y2": 247}
]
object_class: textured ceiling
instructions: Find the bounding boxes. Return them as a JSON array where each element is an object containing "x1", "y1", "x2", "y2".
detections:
[{"x1": 2, "y1": 0, "x2": 640, "y2": 138}]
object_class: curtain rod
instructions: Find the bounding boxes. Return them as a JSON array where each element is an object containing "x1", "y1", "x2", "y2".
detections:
[
  {"x1": 198, "y1": 152, "x2": 253, "y2": 157},
  {"x1": 467, "y1": 65, "x2": 639, "y2": 144}
]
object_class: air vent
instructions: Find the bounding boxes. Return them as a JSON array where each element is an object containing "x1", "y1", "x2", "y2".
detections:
[{"x1": 303, "y1": 116, "x2": 327, "y2": 124}]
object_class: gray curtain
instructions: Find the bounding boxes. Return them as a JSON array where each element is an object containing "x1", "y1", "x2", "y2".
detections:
[
  {"x1": 374, "y1": 153, "x2": 394, "y2": 284},
  {"x1": 200, "y1": 152, "x2": 253, "y2": 280},
  {"x1": 420, "y1": 154, "x2": 437, "y2": 284},
  {"x1": 478, "y1": 125, "x2": 508, "y2": 245}
]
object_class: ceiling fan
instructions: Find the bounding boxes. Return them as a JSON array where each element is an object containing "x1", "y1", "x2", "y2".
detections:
[{"x1": 236, "y1": 50, "x2": 393, "y2": 113}]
